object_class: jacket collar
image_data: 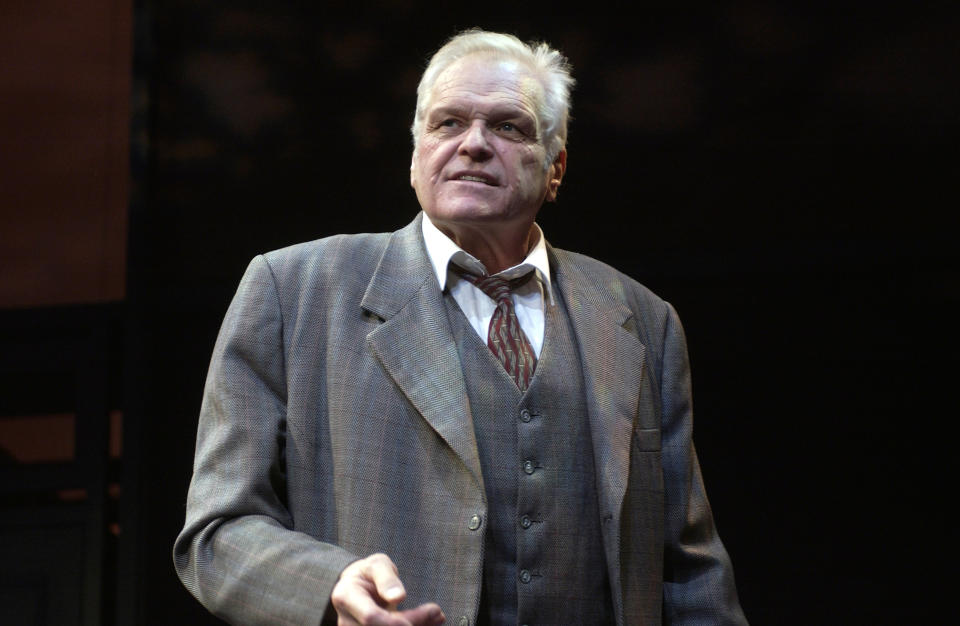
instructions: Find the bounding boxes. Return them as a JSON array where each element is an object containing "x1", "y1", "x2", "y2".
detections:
[{"x1": 361, "y1": 213, "x2": 485, "y2": 496}]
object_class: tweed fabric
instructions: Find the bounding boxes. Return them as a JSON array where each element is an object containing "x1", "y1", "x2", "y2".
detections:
[
  {"x1": 453, "y1": 267, "x2": 538, "y2": 390},
  {"x1": 444, "y1": 283, "x2": 613, "y2": 625},
  {"x1": 173, "y1": 213, "x2": 747, "y2": 626}
]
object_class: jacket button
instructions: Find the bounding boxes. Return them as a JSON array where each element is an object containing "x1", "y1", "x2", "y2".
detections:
[
  {"x1": 520, "y1": 515, "x2": 532, "y2": 529},
  {"x1": 519, "y1": 408, "x2": 532, "y2": 422},
  {"x1": 519, "y1": 569, "x2": 532, "y2": 584},
  {"x1": 458, "y1": 617, "x2": 470, "y2": 626},
  {"x1": 522, "y1": 460, "x2": 535, "y2": 475},
  {"x1": 468, "y1": 514, "x2": 482, "y2": 530}
]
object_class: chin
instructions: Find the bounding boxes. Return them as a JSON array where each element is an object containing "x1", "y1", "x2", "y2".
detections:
[{"x1": 430, "y1": 203, "x2": 507, "y2": 224}]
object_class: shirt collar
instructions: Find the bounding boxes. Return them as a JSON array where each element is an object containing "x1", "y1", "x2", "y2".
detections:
[{"x1": 421, "y1": 212, "x2": 554, "y2": 303}]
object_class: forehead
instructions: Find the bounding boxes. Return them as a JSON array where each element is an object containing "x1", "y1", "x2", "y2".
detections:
[{"x1": 426, "y1": 54, "x2": 544, "y2": 117}]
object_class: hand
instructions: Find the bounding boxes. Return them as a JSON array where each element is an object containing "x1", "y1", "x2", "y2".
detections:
[{"x1": 331, "y1": 553, "x2": 445, "y2": 626}]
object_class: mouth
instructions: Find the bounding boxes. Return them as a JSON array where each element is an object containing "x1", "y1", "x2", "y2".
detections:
[{"x1": 451, "y1": 172, "x2": 497, "y2": 186}]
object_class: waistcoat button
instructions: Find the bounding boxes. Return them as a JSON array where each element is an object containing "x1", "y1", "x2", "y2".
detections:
[
  {"x1": 519, "y1": 569, "x2": 532, "y2": 584},
  {"x1": 520, "y1": 515, "x2": 532, "y2": 529},
  {"x1": 523, "y1": 460, "x2": 535, "y2": 475},
  {"x1": 468, "y1": 514, "x2": 482, "y2": 530},
  {"x1": 519, "y1": 408, "x2": 532, "y2": 422},
  {"x1": 458, "y1": 616, "x2": 470, "y2": 626}
]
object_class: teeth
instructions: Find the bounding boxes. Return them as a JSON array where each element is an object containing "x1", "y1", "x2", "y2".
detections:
[{"x1": 458, "y1": 175, "x2": 487, "y2": 183}]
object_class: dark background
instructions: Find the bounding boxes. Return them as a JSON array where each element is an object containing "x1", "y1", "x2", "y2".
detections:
[{"x1": 2, "y1": 1, "x2": 958, "y2": 624}]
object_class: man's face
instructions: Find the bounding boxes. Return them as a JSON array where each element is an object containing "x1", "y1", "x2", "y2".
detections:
[{"x1": 411, "y1": 55, "x2": 564, "y2": 234}]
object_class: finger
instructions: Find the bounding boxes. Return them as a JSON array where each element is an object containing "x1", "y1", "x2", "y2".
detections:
[
  {"x1": 331, "y1": 568, "x2": 400, "y2": 625},
  {"x1": 398, "y1": 602, "x2": 445, "y2": 626},
  {"x1": 334, "y1": 591, "x2": 412, "y2": 626},
  {"x1": 362, "y1": 554, "x2": 407, "y2": 606}
]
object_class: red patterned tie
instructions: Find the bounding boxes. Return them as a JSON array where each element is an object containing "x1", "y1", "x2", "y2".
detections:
[{"x1": 457, "y1": 269, "x2": 538, "y2": 391}]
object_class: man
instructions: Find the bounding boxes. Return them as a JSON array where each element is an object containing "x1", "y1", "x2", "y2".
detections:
[{"x1": 175, "y1": 29, "x2": 746, "y2": 626}]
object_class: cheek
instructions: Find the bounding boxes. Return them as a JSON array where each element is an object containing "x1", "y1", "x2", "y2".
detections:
[
  {"x1": 512, "y1": 146, "x2": 548, "y2": 191},
  {"x1": 419, "y1": 135, "x2": 439, "y2": 152},
  {"x1": 424, "y1": 143, "x2": 456, "y2": 176},
  {"x1": 515, "y1": 144, "x2": 545, "y2": 169}
]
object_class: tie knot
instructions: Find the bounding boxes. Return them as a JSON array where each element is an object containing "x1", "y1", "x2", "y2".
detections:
[
  {"x1": 472, "y1": 274, "x2": 512, "y2": 304},
  {"x1": 453, "y1": 265, "x2": 534, "y2": 305}
]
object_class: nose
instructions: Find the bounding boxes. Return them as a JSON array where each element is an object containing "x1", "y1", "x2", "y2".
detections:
[{"x1": 459, "y1": 121, "x2": 493, "y2": 161}]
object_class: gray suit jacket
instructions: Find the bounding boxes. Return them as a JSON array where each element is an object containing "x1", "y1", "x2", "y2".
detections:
[{"x1": 174, "y1": 213, "x2": 746, "y2": 625}]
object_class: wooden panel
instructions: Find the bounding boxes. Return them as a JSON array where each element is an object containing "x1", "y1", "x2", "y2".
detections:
[
  {"x1": 0, "y1": 414, "x2": 75, "y2": 463},
  {"x1": 0, "y1": 0, "x2": 131, "y2": 308}
]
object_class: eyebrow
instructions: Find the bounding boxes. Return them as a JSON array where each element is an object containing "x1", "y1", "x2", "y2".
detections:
[{"x1": 427, "y1": 104, "x2": 537, "y2": 123}]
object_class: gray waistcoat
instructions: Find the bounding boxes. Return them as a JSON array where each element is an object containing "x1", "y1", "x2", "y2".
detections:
[{"x1": 442, "y1": 285, "x2": 613, "y2": 626}]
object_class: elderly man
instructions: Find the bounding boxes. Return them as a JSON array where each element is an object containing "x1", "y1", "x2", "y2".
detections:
[{"x1": 175, "y1": 29, "x2": 746, "y2": 626}]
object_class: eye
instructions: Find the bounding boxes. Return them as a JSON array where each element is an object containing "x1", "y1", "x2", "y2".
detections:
[
  {"x1": 494, "y1": 121, "x2": 528, "y2": 138},
  {"x1": 440, "y1": 118, "x2": 460, "y2": 128}
]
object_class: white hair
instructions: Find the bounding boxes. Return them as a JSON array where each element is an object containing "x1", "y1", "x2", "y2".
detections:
[{"x1": 411, "y1": 29, "x2": 575, "y2": 166}]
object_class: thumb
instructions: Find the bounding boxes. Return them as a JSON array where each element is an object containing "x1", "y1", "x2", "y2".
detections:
[{"x1": 363, "y1": 553, "x2": 407, "y2": 606}]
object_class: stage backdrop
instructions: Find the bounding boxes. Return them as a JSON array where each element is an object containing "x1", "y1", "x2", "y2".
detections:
[{"x1": 106, "y1": 1, "x2": 960, "y2": 623}]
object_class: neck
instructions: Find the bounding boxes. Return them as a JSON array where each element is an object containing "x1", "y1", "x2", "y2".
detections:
[{"x1": 435, "y1": 219, "x2": 539, "y2": 274}]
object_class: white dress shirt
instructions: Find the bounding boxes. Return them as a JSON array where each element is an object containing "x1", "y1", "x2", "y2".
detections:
[{"x1": 421, "y1": 213, "x2": 553, "y2": 357}]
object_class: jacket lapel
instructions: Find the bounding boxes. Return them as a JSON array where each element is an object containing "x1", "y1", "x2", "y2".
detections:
[
  {"x1": 551, "y1": 248, "x2": 647, "y2": 622},
  {"x1": 361, "y1": 214, "x2": 484, "y2": 495}
]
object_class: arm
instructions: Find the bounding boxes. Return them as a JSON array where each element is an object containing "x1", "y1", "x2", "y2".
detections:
[
  {"x1": 173, "y1": 255, "x2": 358, "y2": 624},
  {"x1": 173, "y1": 256, "x2": 445, "y2": 625},
  {"x1": 659, "y1": 303, "x2": 748, "y2": 625}
]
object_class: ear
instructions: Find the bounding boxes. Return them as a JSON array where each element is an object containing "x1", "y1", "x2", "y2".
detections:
[
  {"x1": 545, "y1": 149, "x2": 567, "y2": 202},
  {"x1": 410, "y1": 153, "x2": 417, "y2": 189}
]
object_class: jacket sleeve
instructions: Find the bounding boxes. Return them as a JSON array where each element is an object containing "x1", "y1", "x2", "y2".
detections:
[
  {"x1": 659, "y1": 302, "x2": 748, "y2": 625},
  {"x1": 173, "y1": 255, "x2": 357, "y2": 625}
]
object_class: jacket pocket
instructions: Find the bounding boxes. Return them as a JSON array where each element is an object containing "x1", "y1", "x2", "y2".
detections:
[{"x1": 634, "y1": 427, "x2": 661, "y2": 452}]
